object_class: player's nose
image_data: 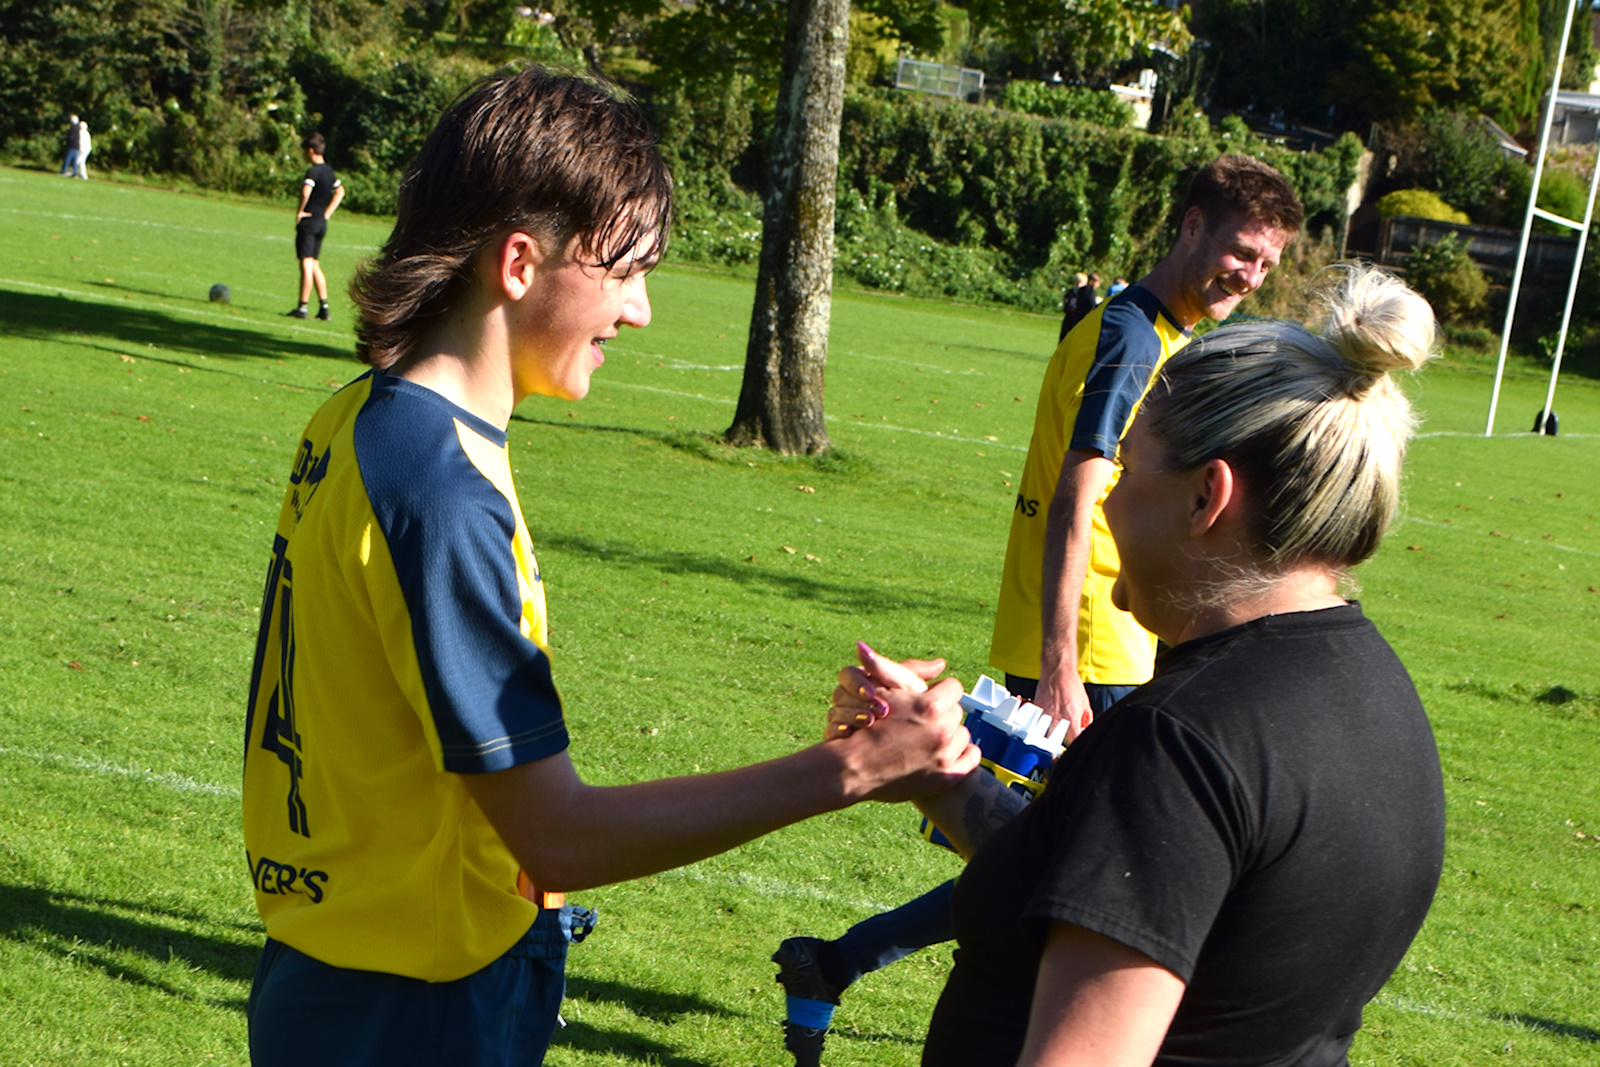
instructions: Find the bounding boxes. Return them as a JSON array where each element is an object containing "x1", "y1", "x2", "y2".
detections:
[{"x1": 621, "y1": 275, "x2": 651, "y2": 329}]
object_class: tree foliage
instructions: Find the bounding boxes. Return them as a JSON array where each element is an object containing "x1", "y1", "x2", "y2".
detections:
[
  {"x1": 1196, "y1": 0, "x2": 1566, "y2": 131},
  {"x1": 963, "y1": 0, "x2": 1192, "y2": 83}
]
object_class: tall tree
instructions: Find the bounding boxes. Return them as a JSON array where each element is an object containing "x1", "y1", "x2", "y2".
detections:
[{"x1": 726, "y1": 0, "x2": 849, "y2": 454}]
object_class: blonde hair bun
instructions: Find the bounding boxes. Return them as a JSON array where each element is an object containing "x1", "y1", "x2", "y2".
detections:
[{"x1": 1315, "y1": 264, "x2": 1437, "y2": 385}]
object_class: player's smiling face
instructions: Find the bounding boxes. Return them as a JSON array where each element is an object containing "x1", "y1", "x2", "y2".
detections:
[
  {"x1": 513, "y1": 234, "x2": 655, "y2": 402},
  {"x1": 1176, "y1": 210, "x2": 1289, "y2": 324}
]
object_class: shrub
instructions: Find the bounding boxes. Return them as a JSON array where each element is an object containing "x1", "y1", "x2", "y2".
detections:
[
  {"x1": 1406, "y1": 233, "x2": 1488, "y2": 324},
  {"x1": 1378, "y1": 189, "x2": 1470, "y2": 223},
  {"x1": 1535, "y1": 166, "x2": 1589, "y2": 232},
  {"x1": 997, "y1": 81, "x2": 1134, "y2": 127}
]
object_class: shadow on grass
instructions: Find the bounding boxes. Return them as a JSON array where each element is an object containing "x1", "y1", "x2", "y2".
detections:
[
  {"x1": 552, "y1": 1018, "x2": 715, "y2": 1067},
  {"x1": 555, "y1": 974, "x2": 742, "y2": 1066},
  {"x1": 1492, "y1": 1013, "x2": 1600, "y2": 1043},
  {"x1": 0, "y1": 881, "x2": 259, "y2": 1006},
  {"x1": 0, "y1": 287, "x2": 349, "y2": 363},
  {"x1": 540, "y1": 532, "x2": 987, "y2": 622},
  {"x1": 566, "y1": 974, "x2": 740, "y2": 1023}
]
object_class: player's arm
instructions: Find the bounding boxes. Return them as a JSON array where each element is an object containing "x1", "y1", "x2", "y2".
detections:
[
  {"x1": 295, "y1": 179, "x2": 313, "y2": 220},
  {"x1": 912, "y1": 765, "x2": 1026, "y2": 859},
  {"x1": 462, "y1": 680, "x2": 980, "y2": 892},
  {"x1": 1014, "y1": 922, "x2": 1185, "y2": 1067},
  {"x1": 324, "y1": 182, "x2": 345, "y2": 221},
  {"x1": 1036, "y1": 449, "x2": 1116, "y2": 734}
]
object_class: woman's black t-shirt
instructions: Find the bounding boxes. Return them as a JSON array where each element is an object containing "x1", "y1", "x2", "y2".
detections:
[{"x1": 925, "y1": 604, "x2": 1445, "y2": 1067}]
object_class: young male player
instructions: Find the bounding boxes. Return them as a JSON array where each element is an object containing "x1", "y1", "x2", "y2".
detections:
[
  {"x1": 773, "y1": 155, "x2": 1303, "y2": 1067},
  {"x1": 241, "y1": 66, "x2": 977, "y2": 1067},
  {"x1": 286, "y1": 132, "x2": 343, "y2": 320}
]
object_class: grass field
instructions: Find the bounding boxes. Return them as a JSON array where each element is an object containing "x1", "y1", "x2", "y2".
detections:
[{"x1": 1, "y1": 163, "x2": 1598, "y2": 1066}]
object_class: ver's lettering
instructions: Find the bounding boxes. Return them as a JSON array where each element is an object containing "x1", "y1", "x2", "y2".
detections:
[{"x1": 252, "y1": 852, "x2": 330, "y2": 903}]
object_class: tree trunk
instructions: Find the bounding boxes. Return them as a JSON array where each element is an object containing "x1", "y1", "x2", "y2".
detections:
[{"x1": 725, "y1": 0, "x2": 848, "y2": 454}]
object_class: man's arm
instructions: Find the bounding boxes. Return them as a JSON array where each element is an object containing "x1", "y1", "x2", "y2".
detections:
[
  {"x1": 1015, "y1": 922, "x2": 1184, "y2": 1067},
  {"x1": 1036, "y1": 449, "x2": 1117, "y2": 732},
  {"x1": 912, "y1": 764, "x2": 1027, "y2": 859},
  {"x1": 324, "y1": 183, "x2": 345, "y2": 222},
  {"x1": 295, "y1": 180, "x2": 313, "y2": 221},
  {"x1": 463, "y1": 679, "x2": 979, "y2": 892}
]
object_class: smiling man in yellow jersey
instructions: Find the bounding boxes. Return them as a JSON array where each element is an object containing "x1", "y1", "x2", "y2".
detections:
[{"x1": 992, "y1": 154, "x2": 1304, "y2": 732}]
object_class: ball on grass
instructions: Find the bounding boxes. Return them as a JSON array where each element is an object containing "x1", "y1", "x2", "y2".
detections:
[{"x1": 209, "y1": 283, "x2": 231, "y2": 305}]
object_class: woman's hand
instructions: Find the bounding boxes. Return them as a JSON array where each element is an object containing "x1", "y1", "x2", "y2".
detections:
[{"x1": 827, "y1": 642, "x2": 947, "y2": 741}]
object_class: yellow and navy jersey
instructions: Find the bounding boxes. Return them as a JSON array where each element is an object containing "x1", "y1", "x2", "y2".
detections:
[
  {"x1": 990, "y1": 286, "x2": 1191, "y2": 685},
  {"x1": 242, "y1": 372, "x2": 568, "y2": 982}
]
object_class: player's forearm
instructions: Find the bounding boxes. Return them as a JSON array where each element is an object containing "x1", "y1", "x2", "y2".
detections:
[
  {"x1": 534, "y1": 744, "x2": 875, "y2": 889},
  {"x1": 914, "y1": 767, "x2": 1027, "y2": 860},
  {"x1": 472, "y1": 696, "x2": 975, "y2": 892},
  {"x1": 1039, "y1": 458, "x2": 1110, "y2": 683}
]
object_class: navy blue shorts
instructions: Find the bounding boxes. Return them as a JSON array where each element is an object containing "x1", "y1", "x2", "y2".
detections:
[{"x1": 247, "y1": 907, "x2": 569, "y2": 1066}]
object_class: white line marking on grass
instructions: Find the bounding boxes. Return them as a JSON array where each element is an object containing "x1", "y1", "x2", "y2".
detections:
[
  {"x1": 842, "y1": 349, "x2": 995, "y2": 376},
  {"x1": 0, "y1": 745, "x2": 238, "y2": 797},
  {"x1": 603, "y1": 381, "x2": 735, "y2": 405},
  {"x1": 650, "y1": 865, "x2": 895, "y2": 913},
  {"x1": 0, "y1": 207, "x2": 371, "y2": 250},
  {"x1": 1400, "y1": 517, "x2": 1600, "y2": 559},
  {"x1": 596, "y1": 381, "x2": 1025, "y2": 450},
  {"x1": 1373, "y1": 993, "x2": 1586, "y2": 1037},
  {"x1": 1415, "y1": 430, "x2": 1600, "y2": 439},
  {"x1": 838, "y1": 419, "x2": 1027, "y2": 451}
]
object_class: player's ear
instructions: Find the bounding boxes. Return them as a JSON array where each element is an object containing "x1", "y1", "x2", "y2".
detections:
[
  {"x1": 1187, "y1": 458, "x2": 1236, "y2": 539},
  {"x1": 492, "y1": 231, "x2": 544, "y2": 302},
  {"x1": 1179, "y1": 206, "x2": 1206, "y2": 244}
]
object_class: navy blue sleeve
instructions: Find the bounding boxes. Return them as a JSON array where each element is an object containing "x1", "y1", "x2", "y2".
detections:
[
  {"x1": 1067, "y1": 289, "x2": 1170, "y2": 458},
  {"x1": 357, "y1": 382, "x2": 568, "y2": 773}
]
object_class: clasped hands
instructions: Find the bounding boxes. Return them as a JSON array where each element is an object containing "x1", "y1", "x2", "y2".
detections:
[{"x1": 826, "y1": 641, "x2": 980, "y2": 804}]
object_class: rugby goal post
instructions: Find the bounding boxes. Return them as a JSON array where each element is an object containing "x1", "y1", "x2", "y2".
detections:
[{"x1": 1485, "y1": 0, "x2": 1600, "y2": 436}]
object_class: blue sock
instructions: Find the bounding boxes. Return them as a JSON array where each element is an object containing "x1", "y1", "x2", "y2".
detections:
[{"x1": 785, "y1": 995, "x2": 836, "y2": 1031}]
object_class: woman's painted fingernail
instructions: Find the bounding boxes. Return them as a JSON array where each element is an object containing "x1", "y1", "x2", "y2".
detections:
[
  {"x1": 871, "y1": 698, "x2": 892, "y2": 719},
  {"x1": 855, "y1": 712, "x2": 870, "y2": 724},
  {"x1": 857, "y1": 641, "x2": 877, "y2": 661}
]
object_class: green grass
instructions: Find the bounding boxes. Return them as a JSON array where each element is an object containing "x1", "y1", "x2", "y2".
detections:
[{"x1": 2, "y1": 163, "x2": 1599, "y2": 1065}]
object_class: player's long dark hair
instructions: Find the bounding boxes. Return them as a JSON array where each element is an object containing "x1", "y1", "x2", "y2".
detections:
[{"x1": 351, "y1": 65, "x2": 673, "y2": 370}]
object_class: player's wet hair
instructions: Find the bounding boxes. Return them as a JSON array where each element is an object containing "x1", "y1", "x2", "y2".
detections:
[
  {"x1": 301, "y1": 131, "x2": 326, "y2": 154},
  {"x1": 1139, "y1": 264, "x2": 1435, "y2": 574},
  {"x1": 352, "y1": 65, "x2": 672, "y2": 370},
  {"x1": 1183, "y1": 154, "x2": 1303, "y2": 237}
]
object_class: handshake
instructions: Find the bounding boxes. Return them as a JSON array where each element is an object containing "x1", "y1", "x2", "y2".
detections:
[{"x1": 822, "y1": 645, "x2": 1066, "y2": 821}]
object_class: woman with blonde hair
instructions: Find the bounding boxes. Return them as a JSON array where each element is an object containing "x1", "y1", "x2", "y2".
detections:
[{"x1": 843, "y1": 264, "x2": 1447, "y2": 1066}]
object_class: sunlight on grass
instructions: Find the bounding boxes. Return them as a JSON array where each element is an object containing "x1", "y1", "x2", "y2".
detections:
[{"x1": 2, "y1": 165, "x2": 1598, "y2": 1065}]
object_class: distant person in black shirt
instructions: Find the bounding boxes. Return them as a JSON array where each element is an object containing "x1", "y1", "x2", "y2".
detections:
[
  {"x1": 834, "y1": 265, "x2": 1446, "y2": 1066},
  {"x1": 288, "y1": 132, "x2": 345, "y2": 320}
]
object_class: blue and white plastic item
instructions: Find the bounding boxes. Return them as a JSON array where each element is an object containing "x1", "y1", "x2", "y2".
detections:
[{"x1": 920, "y1": 675, "x2": 1069, "y2": 852}]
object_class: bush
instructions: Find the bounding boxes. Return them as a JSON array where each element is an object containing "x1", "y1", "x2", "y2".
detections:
[
  {"x1": 661, "y1": 85, "x2": 1368, "y2": 314},
  {"x1": 1536, "y1": 166, "x2": 1589, "y2": 233},
  {"x1": 1406, "y1": 233, "x2": 1488, "y2": 324},
  {"x1": 1378, "y1": 189, "x2": 1470, "y2": 223},
  {"x1": 997, "y1": 81, "x2": 1134, "y2": 127}
]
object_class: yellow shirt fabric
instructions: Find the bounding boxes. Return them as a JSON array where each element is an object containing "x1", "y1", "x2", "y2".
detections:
[
  {"x1": 242, "y1": 373, "x2": 568, "y2": 982},
  {"x1": 989, "y1": 287, "x2": 1191, "y2": 685}
]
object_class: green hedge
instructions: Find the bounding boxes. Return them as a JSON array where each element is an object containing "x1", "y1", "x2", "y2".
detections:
[
  {"x1": 661, "y1": 89, "x2": 1365, "y2": 314},
  {"x1": 997, "y1": 81, "x2": 1134, "y2": 127}
]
